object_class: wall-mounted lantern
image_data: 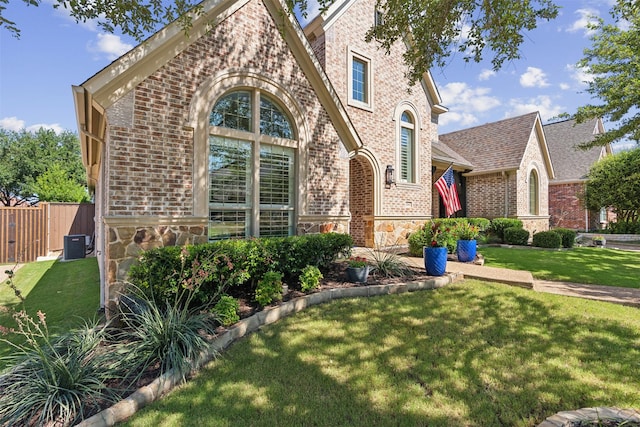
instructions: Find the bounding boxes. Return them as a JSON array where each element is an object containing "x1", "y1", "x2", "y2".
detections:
[{"x1": 385, "y1": 164, "x2": 395, "y2": 189}]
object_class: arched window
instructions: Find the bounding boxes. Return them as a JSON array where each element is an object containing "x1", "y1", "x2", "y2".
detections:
[
  {"x1": 208, "y1": 90, "x2": 296, "y2": 240},
  {"x1": 399, "y1": 111, "x2": 415, "y2": 182},
  {"x1": 529, "y1": 169, "x2": 539, "y2": 215}
]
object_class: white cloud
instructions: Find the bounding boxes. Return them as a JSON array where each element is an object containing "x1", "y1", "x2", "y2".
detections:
[
  {"x1": 559, "y1": 83, "x2": 571, "y2": 90},
  {"x1": 566, "y1": 64, "x2": 594, "y2": 86},
  {"x1": 519, "y1": 67, "x2": 549, "y2": 88},
  {"x1": 566, "y1": 8, "x2": 599, "y2": 36},
  {"x1": 478, "y1": 69, "x2": 496, "y2": 81},
  {"x1": 612, "y1": 139, "x2": 637, "y2": 153},
  {"x1": 506, "y1": 95, "x2": 565, "y2": 122},
  {"x1": 0, "y1": 117, "x2": 26, "y2": 131},
  {"x1": 87, "y1": 33, "x2": 133, "y2": 61},
  {"x1": 0, "y1": 117, "x2": 65, "y2": 133},
  {"x1": 438, "y1": 111, "x2": 479, "y2": 128},
  {"x1": 438, "y1": 82, "x2": 501, "y2": 129}
]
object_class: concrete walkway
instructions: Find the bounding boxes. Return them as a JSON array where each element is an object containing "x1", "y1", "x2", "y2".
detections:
[{"x1": 395, "y1": 252, "x2": 640, "y2": 308}]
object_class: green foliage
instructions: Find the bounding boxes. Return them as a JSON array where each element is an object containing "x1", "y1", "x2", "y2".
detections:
[
  {"x1": 115, "y1": 284, "x2": 218, "y2": 382},
  {"x1": 608, "y1": 221, "x2": 640, "y2": 234},
  {"x1": 299, "y1": 265, "x2": 323, "y2": 293},
  {"x1": 552, "y1": 228, "x2": 577, "y2": 248},
  {"x1": 532, "y1": 231, "x2": 562, "y2": 248},
  {"x1": 573, "y1": 0, "x2": 640, "y2": 147},
  {"x1": 504, "y1": 227, "x2": 530, "y2": 246},
  {"x1": 585, "y1": 148, "x2": 640, "y2": 228},
  {"x1": 0, "y1": 129, "x2": 86, "y2": 206},
  {"x1": 454, "y1": 221, "x2": 479, "y2": 240},
  {"x1": 128, "y1": 233, "x2": 352, "y2": 305},
  {"x1": 368, "y1": 243, "x2": 414, "y2": 278},
  {"x1": 490, "y1": 218, "x2": 524, "y2": 242},
  {"x1": 254, "y1": 271, "x2": 283, "y2": 307},
  {"x1": 212, "y1": 295, "x2": 239, "y2": 326},
  {"x1": 0, "y1": 315, "x2": 122, "y2": 426},
  {"x1": 408, "y1": 220, "x2": 457, "y2": 255},
  {"x1": 31, "y1": 163, "x2": 90, "y2": 202},
  {"x1": 467, "y1": 217, "x2": 491, "y2": 232}
]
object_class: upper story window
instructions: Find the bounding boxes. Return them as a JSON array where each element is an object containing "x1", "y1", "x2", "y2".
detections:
[
  {"x1": 347, "y1": 49, "x2": 373, "y2": 110},
  {"x1": 400, "y1": 112, "x2": 415, "y2": 182},
  {"x1": 375, "y1": 10, "x2": 384, "y2": 27},
  {"x1": 529, "y1": 169, "x2": 539, "y2": 215}
]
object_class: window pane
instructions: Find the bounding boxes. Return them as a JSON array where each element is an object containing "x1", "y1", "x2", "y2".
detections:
[
  {"x1": 400, "y1": 126, "x2": 413, "y2": 181},
  {"x1": 260, "y1": 96, "x2": 294, "y2": 139},
  {"x1": 209, "y1": 136, "x2": 252, "y2": 240},
  {"x1": 352, "y1": 58, "x2": 367, "y2": 103},
  {"x1": 401, "y1": 112, "x2": 412, "y2": 123},
  {"x1": 210, "y1": 91, "x2": 252, "y2": 131},
  {"x1": 260, "y1": 145, "x2": 294, "y2": 237},
  {"x1": 529, "y1": 171, "x2": 538, "y2": 215}
]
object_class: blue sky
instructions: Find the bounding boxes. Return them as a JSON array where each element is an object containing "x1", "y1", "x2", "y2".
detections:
[{"x1": 0, "y1": 0, "x2": 633, "y2": 151}]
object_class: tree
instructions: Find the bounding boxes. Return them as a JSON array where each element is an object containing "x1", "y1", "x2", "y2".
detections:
[
  {"x1": 0, "y1": 128, "x2": 87, "y2": 206},
  {"x1": 584, "y1": 147, "x2": 640, "y2": 229},
  {"x1": 2, "y1": 0, "x2": 558, "y2": 84},
  {"x1": 574, "y1": 0, "x2": 640, "y2": 148},
  {"x1": 31, "y1": 163, "x2": 90, "y2": 203}
]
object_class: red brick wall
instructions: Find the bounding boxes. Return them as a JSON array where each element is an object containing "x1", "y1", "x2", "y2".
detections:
[{"x1": 548, "y1": 182, "x2": 599, "y2": 230}]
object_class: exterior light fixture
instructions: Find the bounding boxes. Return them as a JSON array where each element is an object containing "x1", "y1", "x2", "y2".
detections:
[{"x1": 385, "y1": 164, "x2": 395, "y2": 189}]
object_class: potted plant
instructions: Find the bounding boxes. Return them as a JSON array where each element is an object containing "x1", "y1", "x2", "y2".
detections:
[
  {"x1": 423, "y1": 222, "x2": 453, "y2": 276},
  {"x1": 454, "y1": 222, "x2": 479, "y2": 262},
  {"x1": 346, "y1": 256, "x2": 370, "y2": 283}
]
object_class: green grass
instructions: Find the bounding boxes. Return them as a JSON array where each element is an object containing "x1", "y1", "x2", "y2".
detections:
[
  {"x1": 0, "y1": 258, "x2": 101, "y2": 368},
  {"x1": 123, "y1": 280, "x2": 640, "y2": 427},
  {"x1": 479, "y1": 246, "x2": 640, "y2": 288}
]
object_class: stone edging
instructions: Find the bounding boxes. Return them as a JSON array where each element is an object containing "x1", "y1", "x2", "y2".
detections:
[
  {"x1": 77, "y1": 272, "x2": 463, "y2": 427},
  {"x1": 538, "y1": 406, "x2": 640, "y2": 426}
]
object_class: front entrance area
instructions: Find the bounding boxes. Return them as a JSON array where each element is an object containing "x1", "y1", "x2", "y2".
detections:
[{"x1": 349, "y1": 156, "x2": 374, "y2": 247}]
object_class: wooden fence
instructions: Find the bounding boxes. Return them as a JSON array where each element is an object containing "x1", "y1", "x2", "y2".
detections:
[{"x1": 0, "y1": 203, "x2": 95, "y2": 264}]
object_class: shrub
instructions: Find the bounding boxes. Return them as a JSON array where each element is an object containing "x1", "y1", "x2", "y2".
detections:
[
  {"x1": 454, "y1": 222, "x2": 480, "y2": 240},
  {"x1": 490, "y1": 218, "x2": 524, "y2": 242},
  {"x1": 299, "y1": 265, "x2": 323, "y2": 292},
  {"x1": 553, "y1": 228, "x2": 577, "y2": 248},
  {"x1": 254, "y1": 271, "x2": 283, "y2": 306},
  {"x1": 607, "y1": 221, "x2": 640, "y2": 234},
  {"x1": 0, "y1": 315, "x2": 122, "y2": 426},
  {"x1": 212, "y1": 295, "x2": 240, "y2": 326},
  {"x1": 467, "y1": 217, "x2": 491, "y2": 232},
  {"x1": 408, "y1": 227, "x2": 432, "y2": 257},
  {"x1": 532, "y1": 231, "x2": 562, "y2": 248},
  {"x1": 408, "y1": 220, "x2": 457, "y2": 255},
  {"x1": 504, "y1": 227, "x2": 530, "y2": 245}
]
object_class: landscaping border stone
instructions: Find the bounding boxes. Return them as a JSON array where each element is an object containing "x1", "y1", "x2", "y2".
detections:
[{"x1": 77, "y1": 272, "x2": 462, "y2": 427}]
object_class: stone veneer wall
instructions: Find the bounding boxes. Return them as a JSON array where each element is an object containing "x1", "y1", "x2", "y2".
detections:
[{"x1": 372, "y1": 218, "x2": 426, "y2": 247}]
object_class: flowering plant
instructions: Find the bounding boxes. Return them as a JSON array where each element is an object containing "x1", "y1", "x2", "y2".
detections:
[
  {"x1": 423, "y1": 221, "x2": 456, "y2": 252},
  {"x1": 347, "y1": 256, "x2": 369, "y2": 268},
  {"x1": 455, "y1": 222, "x2": 479, "y2": 240}
]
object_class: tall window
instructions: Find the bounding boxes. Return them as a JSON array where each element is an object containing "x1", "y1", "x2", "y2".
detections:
[
  {"x1": 529, "y1": 169, "x2": 539, "y2": 215},
  {"x1": 399, "y1": 111, "x2": 415, "y2": 182},
  {"x1": 348, "y1": 50, "x2": 372, "y2": 109},
  {"x1": 209, "y1": 90, "x2": 296, "y2": 240}
]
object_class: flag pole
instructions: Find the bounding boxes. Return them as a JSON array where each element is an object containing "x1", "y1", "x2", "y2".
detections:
[{"x1": 434, "y1": 162, "x2": 454, "y2": 181}]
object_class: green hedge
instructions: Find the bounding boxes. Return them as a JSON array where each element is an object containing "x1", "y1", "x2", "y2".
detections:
[
  {"x1": 552, "y1": 228, "x2": 577, "y2": 248},
  {"x1": 504, "y1": 227, "x2": 530, "y2": 245},
  {"x1": 532, "y1": 231, "x2": 562, "y2": 248},
  {"x1": 128, "y1": 233, "x2": 353, "y2": 306},
  {"x1": 490, "y1": 218, "x2": 523, "y2": 242}
]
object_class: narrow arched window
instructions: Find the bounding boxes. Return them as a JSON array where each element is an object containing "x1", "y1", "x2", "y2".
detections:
[
  {"x1": 399, "y1": 112, "x2": 415, "y2": 182},
  {"x1": 529, "y1": 169, "x2": 539, "y2": 215}
]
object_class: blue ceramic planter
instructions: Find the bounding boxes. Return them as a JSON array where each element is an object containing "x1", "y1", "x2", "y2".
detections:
[
  {"x1": 424, "y1": 246, "x2": 447, "y2": 276},
  {"x1": 456, "y1": 239, "x2": 477, "y2": 263}
]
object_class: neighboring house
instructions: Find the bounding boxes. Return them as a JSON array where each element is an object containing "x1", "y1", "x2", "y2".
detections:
[
  {"x1": 438, "y1": 112, "x2": 555, "y2": 235},
  {"x1": 543, "y1": 118, "x2": 612, "y2": 231},
  {"x1": 72, "y1": 0, "x2": 447, "y2": 312}
]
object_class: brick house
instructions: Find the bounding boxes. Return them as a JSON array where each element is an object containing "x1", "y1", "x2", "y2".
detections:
[
  {"x1": 438, "y1": 112, "x2": 555, "y2": 235},
  {"x1": 72, "y1": 0, "x2": 447, "y2": 310},
  {"x1": 544, "y1": 118, "x2": 612, "y2": 231}
]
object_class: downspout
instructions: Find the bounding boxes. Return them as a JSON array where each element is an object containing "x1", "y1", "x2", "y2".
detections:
[{"x1": 502, "y1": 171, "x2": 509, "y2": 217}]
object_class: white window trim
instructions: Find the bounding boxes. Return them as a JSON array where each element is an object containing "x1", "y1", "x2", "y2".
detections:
[
  {"x1": 528, "y1": 168, "x2": 539, "y2": 216},
  {"x1": 393, "y1": 102, "x2": 421, "y2": 185},
  {"x1": 347, "y1": 48, "x2": 373, "y2": 111}
]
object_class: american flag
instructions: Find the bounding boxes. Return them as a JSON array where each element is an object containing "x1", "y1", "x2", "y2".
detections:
[{"x1": 434, "y1": 166, "x2": 461, "y2": 217}]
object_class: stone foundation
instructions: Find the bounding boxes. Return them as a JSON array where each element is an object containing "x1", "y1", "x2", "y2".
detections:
[{"x1": 371, "y1": 217, "x2": 429, "y2": 248}]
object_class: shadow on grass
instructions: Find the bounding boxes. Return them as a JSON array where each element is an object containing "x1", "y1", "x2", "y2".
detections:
[
  {"x1": 124, "y1": 281, "x2": 640, "y2": 427},
  {"x1": 0, "y1": 258, "x2": 100, "y2": 368}
]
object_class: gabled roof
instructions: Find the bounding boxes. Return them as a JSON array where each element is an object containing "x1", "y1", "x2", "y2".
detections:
[
  {"x1": 431, "y1": 142, "x2": 474, "y2": 170},
  {"x1": 543, "y1": 118, "x2": 610, "y2": 182},
  {"x1": 73, "y1": 0, "x2": 362, "y2": 189},
  {"x1": 439, "y1": 112, "x2": 554, "y2": 178},
  {"x1": 303, "y1": 0, "x2": 447, "y2": 115}
]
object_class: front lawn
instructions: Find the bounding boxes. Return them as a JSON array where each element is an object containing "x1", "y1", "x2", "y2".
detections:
[
  {"x1": 123, "y1": 280, "x2": 640, "y2": 427},
  {"x1": 479, "y1": 246, "x2": 640, "y2": 288},
  {"x1": 0, "y1": 258, "x2": 100, "y2": 369}
]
